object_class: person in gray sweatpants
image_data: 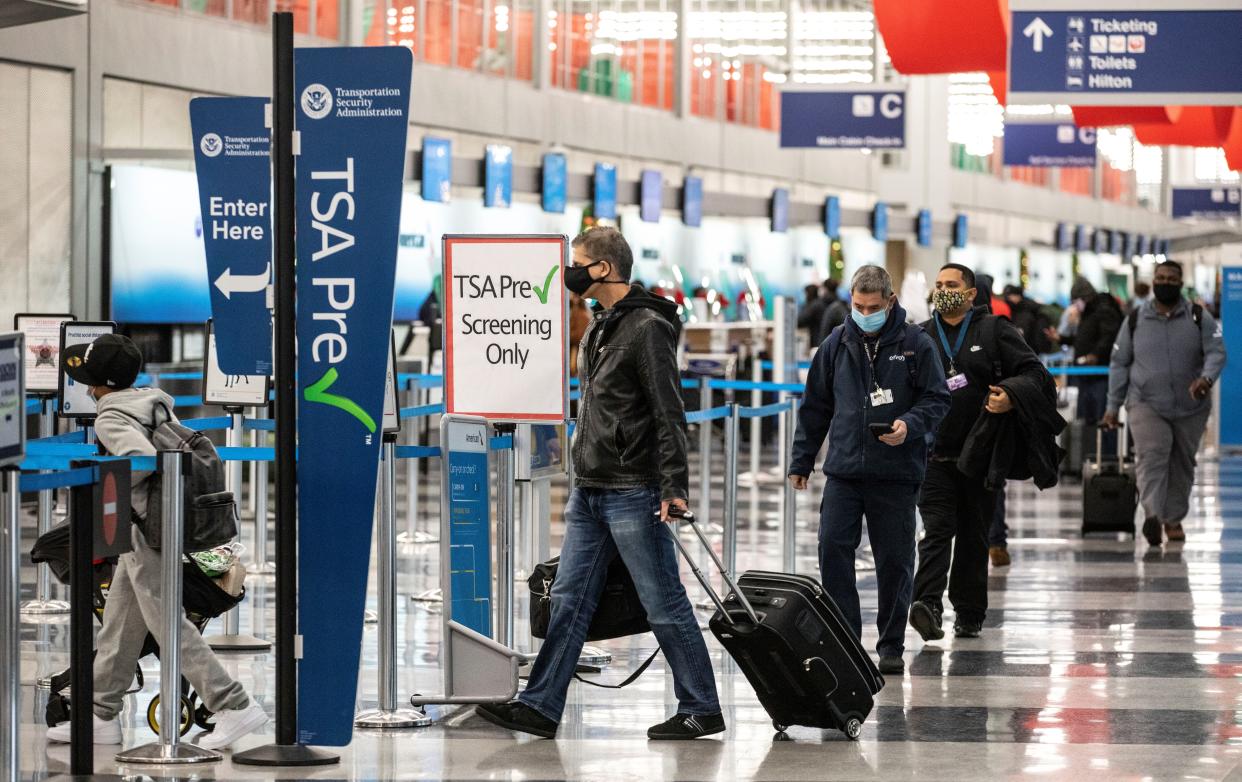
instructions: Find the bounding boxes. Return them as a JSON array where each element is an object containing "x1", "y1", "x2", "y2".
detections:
[
  {"x1": 1103, "y1": 260, "x2": 1227, "y2": 547},
  {"x1": 47, "y1": 334, "x2": 267, "y2": 751}
]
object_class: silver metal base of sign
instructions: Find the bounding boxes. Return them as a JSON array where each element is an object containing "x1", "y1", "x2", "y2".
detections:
[
  {"x1": 114, "y1": 742, "x2": 222, "y2": 765},
  {"x1": 396, "y1": 531, "x2": 439, "y2": 545},
  {"x1": 364, "y1": 610, "x2": 379, "y2": 624},
  {"x1": 354, "y1": 707, "x2": 433, "y2": 729},
  {"x1": 578, "y1": 646, "x2": 612, "y2": 667},
  {"x1": 205, "y1": 633, "x2": 272, "y2": 653},
  {"x1": 246, "y1": 561, "x2": 276, "y2": 576},
  {"x1": 20, "y1": 598, "x2": 71, "y2": 615}
]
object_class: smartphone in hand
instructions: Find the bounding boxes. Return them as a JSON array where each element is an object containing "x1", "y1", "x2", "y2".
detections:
[{"x1": 868, "y1": 422, "x2": 893, "y2": 439}]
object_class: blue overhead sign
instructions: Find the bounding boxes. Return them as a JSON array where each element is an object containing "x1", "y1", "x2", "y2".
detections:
[
  {"x1": 824, "y1": 196, "x2": 841, "y2": 239},
  {"x1": 293, "y1": 45, "x2": 411, "y2": 747},
  {"x1": 872, "y1": 203, "x2": 889, "y2": 242},
  {"x1": 483, "y1": 144, "x2": 512, "y2": 208},
  {"x1": 1008, "y1": 3, "x2": 1242, "y2": 105},
  {"x1": 1003, "y1": 122, "x2": 1097, "y2": 167},
  {"x1": 953, "y1": 214, "x2": 969, "y2": 249},
  {"x1": 189, "y1": 97, "x2": 273, "y2": 376},
  {"x1": 640, "y1": 169, "x2": 662, "y2": 223},
  {"x1": 1172, "y1": 187, "x2": 1242, "y2": 219},
  {"x1": 422, "y1": 136, "x2": 452, "y2": 202},
  {"x1": 916, "y1": 209, "x2": 933, "y2": 247},
  {"x1": 772, "y1": 188, "x2": 789, "y2": 233},
  {"x1": 779, "y1": 89, "x2": 906, "y2": 149},
  {"x1": 594, "y1": 163, "x2": 617, "y2": 220},
  {"x1": 541, "y1": 152, "x2": 566, "y2": 214},
  {"x1": 683, "y1": 176, "x2": 703, "y2": 227}
]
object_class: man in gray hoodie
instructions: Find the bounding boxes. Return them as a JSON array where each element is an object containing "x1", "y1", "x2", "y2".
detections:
[
  {"x1": 46, "y1": 334, "x2": 267, "y2": 751},
  {"x1": 1103, "y1": 260, "x2": 1227, "y2": 546}
]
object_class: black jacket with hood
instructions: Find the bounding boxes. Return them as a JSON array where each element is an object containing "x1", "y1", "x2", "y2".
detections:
[{"x1": 573, "y1": 285, "x2": 689, "y2": 500}]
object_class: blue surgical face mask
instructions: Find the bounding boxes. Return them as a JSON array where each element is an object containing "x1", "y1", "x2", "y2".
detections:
[{"x1": 851, "y1": 307, "x2": 888, "y2": 334}]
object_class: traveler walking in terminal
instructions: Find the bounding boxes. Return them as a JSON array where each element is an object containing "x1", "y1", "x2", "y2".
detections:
[
  {"x1": 908, "y1": 264, "x2": 1053, "y2": 642},
  {"x1": 788, "y1": 265, "x2": 951, "y2": 676},
  {"x1": 818, "y1": 278, "x2": 850, "y2": 345},
  {"x1": 46, "y1": 334, "x2": 267, "y2": 751},
  {"x1": 798, "y1": 282, "x2": 830, "y2": 348},
  {"x1": 475, "y1": 227, "x2": 723, "y2": 741},
  {"x1": 1103, "y1": 260, "x2": 1227, "y2": 547},
  {"x1": 1065, "y1": 279, "x2": 1125, "y2": 452}
]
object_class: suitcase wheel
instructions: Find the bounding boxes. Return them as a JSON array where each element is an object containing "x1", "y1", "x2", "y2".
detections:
[
  {"x1": 844, "y1": 718, "x2": 862, "y2": 741},
  {"x1": 772, "y1": 720, "x2": 788, "y2": 733}
]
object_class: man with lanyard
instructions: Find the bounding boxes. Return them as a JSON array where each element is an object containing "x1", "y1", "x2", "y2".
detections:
[{"x1": 909, "y1": 263, "x2": 1048, "y2": 641}]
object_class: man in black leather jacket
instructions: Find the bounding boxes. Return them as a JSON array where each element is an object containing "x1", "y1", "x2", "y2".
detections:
[{"x1": 476, "y1": 227, "x2": 723, "y2": 741}]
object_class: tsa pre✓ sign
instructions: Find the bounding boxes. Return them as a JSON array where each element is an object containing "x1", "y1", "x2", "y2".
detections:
[
  {"x1": 444, "y1": 235, "x2": 568, "y2": 423},
  {"x1": 293, "y1": 45, "x2": 411, "y2": 748}
]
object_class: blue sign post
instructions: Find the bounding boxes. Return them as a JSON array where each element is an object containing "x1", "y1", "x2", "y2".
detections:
[
  {"x1": 772, "y1": 188, "x2": 789, "y2": 233},
  {"x1": 293, "y1": 46, "x2": 411, "y2": 747},
  {"x1": 916, "y1": 209, "x2": 933, "y2": 247},
  {"x1": 683, "y1": 176, "x2": 703, "y2": 227},
  {"x1": 1172, "y1": 187, "x2": 1242, "y2": 219},
  {"x1": 1003, "y1": 122, "x2": 1097, "y2": 167},
  {"x1": 483, "y1": 144, "x2": 512, "y2": 208},
  {"x1": 640, "y1": 169, "x2": 663, "y2": 223},
  {"x1": 541, "y1": 152, "x2": 566, "y2": 214},
  {"x1": 825, "y1": 196, "x2": 841, "y2": 239},
  {"x1": 1221, "y1": 267, "x2": 1242, "y2": 448},
  {"x1": 1009, "y1": 3, "x2": 1242, "y2": 105},
  {"x1": 189, "y1": 97, "x2": 273, "y2": 376},
  {"x1": 872, "y1": 203, "x2": 889, "y2": 242},
  {"x1": 422, "y1": 136, "x2": 452, "y2": 202},
  {"x1": 780, "y1": 89, "x2": 906, "y2": 149},
  {"x1": 953, "y1": 214, "x2": 969, "y2": 249},
  {"x1": 594, "y1": 163, "x2": 617, "y2": 220}
]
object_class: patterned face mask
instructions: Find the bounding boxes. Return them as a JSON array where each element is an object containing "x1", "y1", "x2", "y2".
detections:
[{"x1": 933, "y1": 289, "x2": 971, "y2": 314}]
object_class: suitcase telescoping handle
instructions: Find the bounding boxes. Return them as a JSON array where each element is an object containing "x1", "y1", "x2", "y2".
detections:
[
  {"x1": 1096, "y1": 421, "x2": 1126, "y2": 462},
  {"x1": 665, "y1": 506, "x2": 760, "y2": 626}
]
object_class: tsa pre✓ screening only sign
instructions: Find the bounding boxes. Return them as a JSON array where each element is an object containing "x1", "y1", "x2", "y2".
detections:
[{"x1": 443, "y1": 235, "x2": 569, "y2": 423}]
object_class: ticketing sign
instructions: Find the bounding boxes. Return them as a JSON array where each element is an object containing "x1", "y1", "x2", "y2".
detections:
[
  {"x1": 780, "y1": 88, "x2": 906, "y2": 149},
  {"x1": 1003, "y1": 122, "x2": 1097, "y2": 167},
  {"x1": 1009, "y1": 2, "x2": 1242, "y2": 105},
  {"x1": 1172, "y1": 187, "x2": 1242, "y2": 219}
]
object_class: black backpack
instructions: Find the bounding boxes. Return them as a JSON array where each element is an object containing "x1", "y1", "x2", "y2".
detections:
[{"x1": 108, "y1": 401, "x2": 238, "y2": 553}]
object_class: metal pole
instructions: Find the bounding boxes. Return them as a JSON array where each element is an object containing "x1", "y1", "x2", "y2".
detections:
[
  {"x1": 722, "y1": 404, "x2": 739, "y2": 584},
  {"x1": 248, "y1": 425, "x2": 274, "y2": 574},
  {"x1": 22, "y1": 399, "x2": 69, "y2": 614},
  {"x1": 494, "y1": 423, "x2": 516, "y2": 648},
  {"x1": 1, "y1": 469, "x2": 19, "y2": 782},
  {"x1": 115, "y1": 452, "x2": 220, "y2": 764},
  {"x1": 355, "y1": 439, "x2": 430, "y2": 729},
  {"x1": 781, "y1": 397, "x2": 800, "y2": 573},
  {"x1": 697, "y1": 376, "x2": 711, "y2": 525},
  {"x1": 68, "y1": 466, "x2": 94, "y2": 775},
  {"x1": 206, "y1": 411, "x2": 271, "y2": 652}
]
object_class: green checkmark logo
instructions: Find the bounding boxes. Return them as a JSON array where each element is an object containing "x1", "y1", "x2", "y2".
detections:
[
  {"x1": 304, "y1": 367, "x2": 377, "y2": 433},
  {"x1": 533, "y1": 264, "x2": 559, "y2": 304}
]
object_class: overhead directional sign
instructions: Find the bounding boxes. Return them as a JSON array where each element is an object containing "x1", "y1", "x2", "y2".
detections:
[
  {"x1": 189, "y1": 96, "x2": 274, "y2": 376},
  {"x1": 780, "y1": 88, "x2": 906, "y2": 149},
  {"x1": 1003, "y1": 122, "x2": 1097, "y2": 167},
  {"x1": 1172, "y1": 187, "x2": 1242, "y2": 219},
  {"x1": 1009, "y1": 2, "x2": 1242, "y2": 106}
]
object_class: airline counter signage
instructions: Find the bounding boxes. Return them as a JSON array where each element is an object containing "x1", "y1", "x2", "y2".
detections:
[
  {"x1": 780, "y1": 89, "x2": 906, "y2": 149},
  {"x1": 189, "y1": 97, "x2": 274, "y2": 376},
  {"x1": 443, "y1": 235, "x2": 568, "y2": 423},
  {"x1": 1172, "y1": 187, "x2": 1242, "y2": 219},
  {"x1": 293, "y1": 45, "x2": 412, "y2": 748},
  {"x1": 1009, "y1": 2, "x2": 1242, "y2": 105},
  {"x1": 1003, "y1": 122, "x2": 1097, "y2": 167}
]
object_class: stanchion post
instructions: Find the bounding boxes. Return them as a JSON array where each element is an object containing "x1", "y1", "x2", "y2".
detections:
[
  {"x1": 116, "y1": 451, "x2": 220, "y2": 765},
  {"x1": 355, "y1": 437, "x2": 430, "y2": 729},
  {"x1": 249, "y1": 424, "x2": 274, "y2": 573},
  {"x1": 781, "y1": 397, "x2": 799, "y2": 573},
  {"x1": 697, "y1": 376, "x2": 711, "y2": 524},
  {"x1": 1, "y1": 469, "x2": 20, "y2": 782},
  {"x1": 494, "y1": 423, "x2": 516, "y2": 649},
  {"x1": 722, "y1": 404, "x2": 739, "y2": 585},
  {"x1": 22, "y1": 397, "x2": 69, "y2": 615},
  {"x1": 67, "y1": 465, "x2": 95, "y2": 775}
]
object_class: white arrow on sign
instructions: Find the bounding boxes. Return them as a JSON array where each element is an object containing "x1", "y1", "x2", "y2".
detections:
[
  {"x1": 214, "y1": 264, "x2": 271, "y2": 300},
  {"x1": 1023, "y1": 17, "x2": 1054, "y2": 52}
]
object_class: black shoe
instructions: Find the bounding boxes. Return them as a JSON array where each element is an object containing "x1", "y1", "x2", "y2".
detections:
[
  {"x1": 474, "y1": 701, "x2": 558, "y2": 739},
  {"x1": 647, "y1": 712, "x2": 725, "y2": 740},
  {"x1": 1142, "y1": 516, "x2": 1163, "y2": 547},
  {"x1": 954, "y1": 620, "x2": 983, "y2": 639},
  {"x1": 909, "y1": 601, "x2": 945, "y2": 642},
  {"x1": 877, "y1": 655, "x2": 905, "y2": 675}
]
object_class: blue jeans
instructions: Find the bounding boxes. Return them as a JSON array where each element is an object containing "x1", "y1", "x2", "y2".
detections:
[
  {"x1": 519, "y1": 486, "x2": 720, "y2": 722},
  {"x1": 817, "y1": 476, "x2": 918, "y2": 658}
]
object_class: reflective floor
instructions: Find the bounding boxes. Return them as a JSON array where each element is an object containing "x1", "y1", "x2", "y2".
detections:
[{"x1": 13, "y1": 452, "x2": 1242, "y2": 780}]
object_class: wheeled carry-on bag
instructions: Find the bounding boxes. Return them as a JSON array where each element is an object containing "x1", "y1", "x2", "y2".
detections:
[
  {"x1": 669, "y1": 508, "x2": 884, "y2": 739},
  {"x1": 1082, "y1": 424, "x2": 1138, "y2": 536}
]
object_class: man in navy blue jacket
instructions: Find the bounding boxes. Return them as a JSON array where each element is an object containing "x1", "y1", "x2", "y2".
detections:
[{"x1": 789, "y1": 265, "x2": 951, "y2": 675}]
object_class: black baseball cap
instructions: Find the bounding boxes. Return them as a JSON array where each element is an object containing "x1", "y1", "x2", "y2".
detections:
[{"x1": 63, "y1": 334, "x2": 143, "y2": 389}]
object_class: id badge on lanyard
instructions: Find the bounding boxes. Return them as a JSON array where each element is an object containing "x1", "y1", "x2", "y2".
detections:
[{"x1": 936, "y1": 310, "x2": 974, "y2": 394}]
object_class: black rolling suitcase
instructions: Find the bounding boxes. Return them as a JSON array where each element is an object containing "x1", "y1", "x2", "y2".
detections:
[
  {"x1": 1082, "y1": 424, "x2": 1137, "y2": 536},
  {"x1": 1059, "y1": 419, "x2": 1088, "y2": 478},
  {"x1": 669, "y1": 509, "x2": 884, "y2": 739}
]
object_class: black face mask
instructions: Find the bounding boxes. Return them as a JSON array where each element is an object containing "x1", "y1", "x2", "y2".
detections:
[
  {"x1": 565, "y1": 260, "x2": 628, "y2": 297},
  {"x1": 1153, "y1": 283, "x2": 1181, "y2": 305}
]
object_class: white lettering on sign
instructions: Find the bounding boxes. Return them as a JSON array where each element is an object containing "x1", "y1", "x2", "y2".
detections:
[
  {"x1": 307, "y1": 159, "x2": 359, "y2": 366},
  {"x1": 310, "y1": 159, "x2": 356, "y2": 262},
  {"x1": 208, "y1": 197, "x2": 268, "y2": 241},
  {"x1": 1091, "y1": 18, "x2": 1157, "y2": 37}
]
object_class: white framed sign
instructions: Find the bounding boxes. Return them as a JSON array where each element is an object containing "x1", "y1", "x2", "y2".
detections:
[
  {"x1": 442, "y1": 235, "x2": 569, "y2": 423},
  {"x1": 382, "y1": 331, "x2": 400, "y2": 435},
  {"x1": 14, "y1": 313, "x2": 75, "y2": 394},
  {"x1": 202, "y1": 320, "x2": 270, "y2": 408},
  {"x1": 0, "y1": 332, "x2": 24, "y2": 468},
  {"x1": 58, "y1": 321, "x2": 116, "y2": 419}
]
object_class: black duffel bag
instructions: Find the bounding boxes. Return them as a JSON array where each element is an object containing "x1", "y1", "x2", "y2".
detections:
[{"x1": 528, "y1": 554, "x2": 650, "y2": 642}]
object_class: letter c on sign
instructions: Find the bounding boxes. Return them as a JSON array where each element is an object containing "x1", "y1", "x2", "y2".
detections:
[
  {"x1": 1079, "y1": 128, "x2": 1097, "y2": 145},
  {"x1": 880, "y1": 94, "x2": 903, "y2": 120}
]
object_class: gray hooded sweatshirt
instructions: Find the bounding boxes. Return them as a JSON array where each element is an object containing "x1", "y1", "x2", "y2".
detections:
[{"x1": 94, "y1": 387, "x2": 178, "y2": 519}]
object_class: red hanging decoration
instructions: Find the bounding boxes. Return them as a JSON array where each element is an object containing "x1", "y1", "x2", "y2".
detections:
[
  {"x1": 1133, "y1": 107, "x2": 1233, "y2": 147},
  {"x1": 874, "y1": 0, "x2": 1010, "y2": 75},
  {"x1": 1071, "y1": 106, "x2": 1182, "y2": 127}
]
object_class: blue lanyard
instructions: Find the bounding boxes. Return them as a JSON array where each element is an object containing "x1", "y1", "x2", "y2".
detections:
[{"x1": 933, "y1": 310, "x2": 973, "y2": 372}]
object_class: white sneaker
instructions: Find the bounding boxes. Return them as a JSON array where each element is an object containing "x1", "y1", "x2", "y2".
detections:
[
  {"x1": 47, "y1": 715, "x2": 123, "y2": 745},
  {"x1": 195, "y1": 703, "x2": 267, "y2": 751}
]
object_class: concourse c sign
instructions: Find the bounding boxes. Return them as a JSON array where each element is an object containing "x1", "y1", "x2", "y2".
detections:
[{"x1": 443, "y1": 235, "x2": 568, "y2": 423}]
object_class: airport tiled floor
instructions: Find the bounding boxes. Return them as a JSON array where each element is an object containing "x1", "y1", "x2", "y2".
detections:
[{"x1": 13, "y1": 453, "x2": 1242, "y2": 780}]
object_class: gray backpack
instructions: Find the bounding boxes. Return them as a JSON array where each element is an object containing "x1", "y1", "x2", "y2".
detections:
[{"x1": 111, "y1": 401, "x2": 238, "y2": 553}]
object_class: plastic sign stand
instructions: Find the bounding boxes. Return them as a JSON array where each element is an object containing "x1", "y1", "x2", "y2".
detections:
[
  {"x1": 57, "y1": 321, "x2": 115, "y2": 419},
  {"x1": 410, "y1": 415, "x2": 522, "y2": 711},
  {"x1": 0, "y1": 333, "x2": 24, "y2": 469},
  {"x1": 13, "y1": 313, "x2": 74, "y2": 394},
  {"x1": 202, "y1": 321, "x2": 270, "y2": 408}
]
